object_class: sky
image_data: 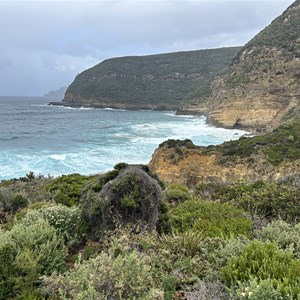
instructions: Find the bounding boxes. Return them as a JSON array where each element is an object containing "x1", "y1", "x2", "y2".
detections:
[{"x1": 0, "y1": 0, "x2": 295, "y2": 96}]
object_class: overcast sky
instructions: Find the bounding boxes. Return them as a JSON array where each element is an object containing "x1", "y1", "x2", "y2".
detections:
[{"x1": 0, "y1": 0, "x2": 295, "y2": 96}]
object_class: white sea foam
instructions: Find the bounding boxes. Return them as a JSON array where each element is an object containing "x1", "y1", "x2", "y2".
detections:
[
  {"x1": 0, "y1": 100, "x2": 247, "y2": 180},
  {"x1": 48, "y1": 154, "x2": 67, "y2": 161}
]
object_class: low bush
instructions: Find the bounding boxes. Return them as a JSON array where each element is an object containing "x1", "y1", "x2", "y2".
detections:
[
  {"x1": 0, "y1": 215, "x2": 67, "y2": 299},
  {"x1": 41, "y1": 247, "x2": 164, "y2": 300},
  {"x1": 17, "y1": 204, "x2": 81, "y2": 247},
  {"x1": 81, "y1": 166, "x2": 161, "y2": 239},
  {"x1": 168, "y1": 199, "x2": 252, "y2": 238},
  {"x1": 0, "y1": 193, "x2": 28, "y2": 215},
  {"x1": 229, "y1": 277, "x2": 283, "y2": 300},
  {"x1": 255, "y1": 220, "x2": 300, "y2": 258},
  {"x1": 222, "y1": 241, "x2": 300, "y2": 298},
  {"x1": 227, "y1": 181, "x2": 300, "y2": 222},
  {"x1": 46, "y1": 173, "x2": 91, "y2": 206},
  {"x1": 159, "y1": 230, "x2": 202, "y2": 258},
  {"x1": 162, "y1": 184, "x2": 192, "y2": 205}
]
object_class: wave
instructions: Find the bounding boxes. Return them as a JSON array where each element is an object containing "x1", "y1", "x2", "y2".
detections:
[{"x1": 102, "y1": 107, "x2": 127, "y2": 111}]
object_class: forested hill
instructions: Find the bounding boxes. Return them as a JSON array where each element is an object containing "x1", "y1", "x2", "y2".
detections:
[{"x1": 58, "y1": 47, "x2": 241, "y2": 110}]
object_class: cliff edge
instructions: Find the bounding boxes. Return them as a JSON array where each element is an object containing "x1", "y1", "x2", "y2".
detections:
[{"x1": 149, "y1": 120, "x2": 300, "y2": 185}]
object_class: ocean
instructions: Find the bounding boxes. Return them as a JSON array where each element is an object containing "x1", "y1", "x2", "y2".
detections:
[{"x1": 0, "y1": 96, "x2": 246, "y2": 180}]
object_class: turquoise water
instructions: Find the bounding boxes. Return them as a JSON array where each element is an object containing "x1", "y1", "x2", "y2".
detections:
[{"x1": 0, "y1": 96, "x2": 246, "y2": 180}]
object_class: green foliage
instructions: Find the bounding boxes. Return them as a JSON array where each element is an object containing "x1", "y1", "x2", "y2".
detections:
[
  {"x1": 229, "y1": 277, "x2": 283, "y2": 300},
  {"x1": 194, "y1": 182, "x2": 228, "y2": 201},
  {"x1": 98, "y1": 169, "x2": 119, "y2": 189},
  {"x1": 168, "y1": 199, "x2": 252, "y2": 238},
  {"x1": 18, "y1": 171, "x2": 36, "y2": 182},
  {"x1": 0, "y1": 215, "x2": 67, "y2": 299},
  {"x1": 159, "y1": 138, "x2": 196, "y2": 149},
  {"x1": 226, "y1": 181, "x2": 300, "y2": 221},
  {"x1": 0, "y1": 242, "x2": 17, "y2": 299},
  {"x1": 219, "y1": 119, "x2": 300, "y2": 166},
  {"x1": 0, "y1": 193, "x2": 28, "y2": 215},
  {"x1": 46, "y1": 173, "x2": 90, "y2": 206},
  {"x1": 222, "y1": 241, "x2": 300, "y2": 298},
  {"x1": 113, "y1": 174, "x2": 141, "y2": 209},
  {"x1": 159, "y1": 230, "x2": 203, "y2": 258},
  {"x1": 81, "y1": 166, "x2": 162, "y2": 240},
  {"x1": 41, "y1": 247, "x2": 164, "y2": 299},
  {"x1": 161, "y1": 275, "x2": 178, "y2": 300},
  {"x1": 255, "y1": 220, "x2": 300, "y2": 258},
  {"x1": 114, "y1": 162, "x2": 129, "y2": 171},
  {"x1": 9, "y1": 217, "x2": 68, "y2": 275},
  {"x1": 17, "y1": 204, "x2": 81, "y2": 247},
  {"x1": 162, "y1": 184, "x2": 192, "y2": 205}
]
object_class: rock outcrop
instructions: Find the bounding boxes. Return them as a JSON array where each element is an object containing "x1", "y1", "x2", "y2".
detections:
[
  {"x1": 186, "y1": 0, "x2": 300, "y2": 132},
  {"x1": 149, "y1": 120, "x2": 300, "y2": 186}
]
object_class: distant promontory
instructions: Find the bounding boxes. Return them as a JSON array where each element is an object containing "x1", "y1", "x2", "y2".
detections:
[{"x1": 49, "y1": 48, "x2": 241, "y2": 110}]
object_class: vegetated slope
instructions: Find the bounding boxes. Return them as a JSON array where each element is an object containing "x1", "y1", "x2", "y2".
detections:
[
  {"x1": 149, "y1": 119, "x2": 300, "y2": 186},
  {"x1": 185, "y1": 0, "x2": 300, "y2": 132},
  {"x1": 59, "y1": 48, "x2": 240, "y2": 109}
]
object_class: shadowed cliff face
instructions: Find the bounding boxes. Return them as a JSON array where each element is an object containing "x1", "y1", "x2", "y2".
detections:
[
  {"x1": 187, "y1": 0, "x2": 300, "y2": 132},
  {"x1": 149, "y1": 120, "x2": 300, "y2": 186}
]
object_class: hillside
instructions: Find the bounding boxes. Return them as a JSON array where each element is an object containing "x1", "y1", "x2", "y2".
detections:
[
  {"x1": 55, "y1": 48, "x2": 240, "y2": 110},
  {"x1": 149, "y1": 119, "x2": 300, "y2": 186},
  {"x1": 44, "y1": 86, "x2": 67, "y2": 99},
  {"x1": 185, "y1": 0, "x2": 300, "y2": 131}
]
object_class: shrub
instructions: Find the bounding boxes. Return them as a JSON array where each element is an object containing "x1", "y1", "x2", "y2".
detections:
[
  {"x1": 229, "y1": 277, "x2": 283, "y2": 300},
  {"x1": 0, "y1": 216, "x2": 67, "y2": 299},
  {"x1": 17, "y1": 204, "x2": 81, "y2": 247},
  {"x1": 225, "y1": 181, "x2": 300, "y2": 222},
  {"x1": 9, "y1": 217, "x2": 67, "y2": 275},
  {"x1": 162, "y1": 184, "x2": 192, "y2": 205},
  {"x1": 0, "y1": 193, "x2": 28, "y2": 215},
  {"x1": 159, "y1": 230, "x2": 202, "y2": 257},
  {"x1": 194, "y1": 182, "x2": 228, "y2": 201},
  {"x1": 255, "y1": 220, "x2": 300, "y2": 258},
  {"x1": 41, "y1": 249, "x2": 164, "y2": 300},
  {"x1": 218, "y1": 119, "x2": 300, "y2": 166},
  {"x1": 221, "y1": 241, "x2": 300, "y2": 298},
  {"x1": 46, "y1": 173, "x2": 90, "y2": 206},
  {"x1": 0, "y1": 242, "x2": 17, "y2": 299},
  {"x1": 81, "y1": 166, "x2": 162, "y2": 239},
  {"x1": 168, "y1": 199, "x2": 252, "y2": 238}
]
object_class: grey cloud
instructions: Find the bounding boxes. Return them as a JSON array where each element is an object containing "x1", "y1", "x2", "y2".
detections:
[{"x1": 0, "y1": 0, "x2": 295, "y2": 95}]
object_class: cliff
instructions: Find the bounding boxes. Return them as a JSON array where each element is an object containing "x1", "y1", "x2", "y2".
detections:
[
  {"x1": 149, "y1": 120, "x2": 300, "y2": 186},
  {"x1": 55, "y1": 48, "x2": 240, "y2": 109},
  {"x1": 185, "y1": 0, "x2": 300, "y2": 132}
]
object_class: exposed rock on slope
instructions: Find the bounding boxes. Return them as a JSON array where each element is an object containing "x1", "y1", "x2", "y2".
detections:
[
  {"x1": 54, "y1": 48, "x2": 240, "y2": 109},
  {"x1": 149, "y1": 120, "x2": 300, "y2": 186},
  {"x1": 186, "y1": 0, "x2": 300, "y2": 131}
]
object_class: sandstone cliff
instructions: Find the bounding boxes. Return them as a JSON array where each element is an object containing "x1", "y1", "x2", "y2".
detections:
[
  {"x1": 186, "y1": 0, "x2": 300, "y2": 132},
  {"x1": 149, "y1": 120, "x2": 300, "y2": 186}
]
